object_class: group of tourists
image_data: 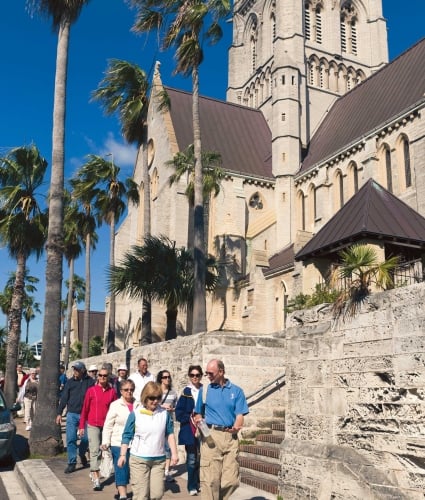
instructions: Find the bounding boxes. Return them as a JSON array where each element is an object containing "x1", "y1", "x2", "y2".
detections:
[{"x1": 56, "y1": 356, "x2": 249, "y2": 500}]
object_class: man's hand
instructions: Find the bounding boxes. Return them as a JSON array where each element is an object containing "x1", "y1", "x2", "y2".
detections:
[
  {"x1": 78, "y1": 428, "x2": 84, "y2": 437},
  {"x1": 170, "y1": 453, "x2": 179, "y2": 466},
  {"x1": 55, "y1": 415, "x2": 62, "y2": 425}
]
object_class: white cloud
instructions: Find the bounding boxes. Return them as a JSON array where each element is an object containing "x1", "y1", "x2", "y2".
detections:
[{"x1": 101, "y1": 133, "x2": 137, "y2": 173}]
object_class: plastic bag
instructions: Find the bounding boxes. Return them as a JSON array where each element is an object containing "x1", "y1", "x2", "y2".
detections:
[{"x1": 99, "y1": 449, "x2": 114, "y2": 478}]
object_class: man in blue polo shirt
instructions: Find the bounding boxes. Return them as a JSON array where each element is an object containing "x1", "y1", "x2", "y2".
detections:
[{"x1": 194, "y1": 359, "x2": 249, "y2": 500}]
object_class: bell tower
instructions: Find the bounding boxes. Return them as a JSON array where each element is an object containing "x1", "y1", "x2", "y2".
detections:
[{"x1": 227, "y1": 0, "x2": 388, "y2": 178}]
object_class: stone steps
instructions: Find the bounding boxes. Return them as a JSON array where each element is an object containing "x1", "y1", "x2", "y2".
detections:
[{"x1": 239, "y1": 410, "x2": 285, "y2": 496}]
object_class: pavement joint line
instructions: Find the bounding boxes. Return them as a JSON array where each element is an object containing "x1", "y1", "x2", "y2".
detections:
[{"x1": 15, "y1": 459, "x2": 75, "y2": 500}]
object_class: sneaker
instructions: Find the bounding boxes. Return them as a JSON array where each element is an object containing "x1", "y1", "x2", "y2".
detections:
[
  {"x1": 93, "y1": 479, "x2": 101, "y2": 491},
  {"x1": 189, "y1": 490, "x2": 198, "y2": 496},
  {"x1": 80, "y1": 455, "x2": 88, "y2": 467},
  {"x1": 64, "y1": 464, "x2": 76, "y2": 474}
]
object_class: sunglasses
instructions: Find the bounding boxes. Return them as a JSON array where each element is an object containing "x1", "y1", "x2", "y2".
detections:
[
  {"x1": 147, "y1": 396, "x2": 161, "y2": 401},
  {"x1": 189, "y1": 373, "x2": 201, "y2": 378},
  {"x1": 122, "y1": 388, "x2": 134, "y2": 392},
  {"x1": 161, "y1": 375, "x2": 171, "y2": 379},
  {"x1": 98, "y1": 374, "x2": 108, "y2": 378}
]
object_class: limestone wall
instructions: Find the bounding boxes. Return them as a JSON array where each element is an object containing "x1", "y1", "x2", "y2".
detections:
[
  {"x1": 77, "y1": 330, "x2": 287, "y2": 435},
  {"x1": 281, "y1": 282, "x2": 425, "y2": 499}
]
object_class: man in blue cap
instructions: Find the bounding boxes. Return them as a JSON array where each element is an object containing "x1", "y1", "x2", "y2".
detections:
[{"x1": 56, "y1": 361, "x2": 94, "y2": 473}]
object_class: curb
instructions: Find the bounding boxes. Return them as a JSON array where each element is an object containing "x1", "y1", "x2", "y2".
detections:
[{"x1": 15, "y1": 459, "x2": 74, "y2": 500}]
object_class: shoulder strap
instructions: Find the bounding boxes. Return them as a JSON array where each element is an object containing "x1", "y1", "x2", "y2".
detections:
[{"x1": 201, "y1": 383, "x2": 209, "y2": 417}]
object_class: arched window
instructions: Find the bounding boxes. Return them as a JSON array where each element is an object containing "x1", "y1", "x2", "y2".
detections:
[
  {"x1": 334, "y1": 170, "x2": 344, "y2": 210},
  {"x1": 151, "y1": 167, "x2": 159, "y2": 201},
  {"x1": 341, "y1": 1, "x2": 358, "y2": 55},
  {"x1": 305, "y1": 1, "x2": 323, "y2": 44},
  {"x1": 297, "y1": 190, "x2": 306, "y2": 231},
  {"x1": 347, "y1": 161, "x2": 359, "y2": 198},
  {"x1": 308, "y1": 183, "x2": 317, "y2": 227},
  {"x1": 403, "y1": 137, "x2": 412, "y2": 188},
  {"x1": 384, "y1": 145, "x2": 392, "y2": 193},
  {"x1": 250, "y1": 20, "x2": 258, "y2": 72}
]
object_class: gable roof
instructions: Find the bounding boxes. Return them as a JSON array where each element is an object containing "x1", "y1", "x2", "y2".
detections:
[
  {"x1": 300, "y1": 38, "x2": 425, "y2": 173},
  {"x1": 165, "y1": 87, "x2": 273, "y2": 179},
  {"x1": 295, "y1": 179, "x2": 425, "y2": 261}
]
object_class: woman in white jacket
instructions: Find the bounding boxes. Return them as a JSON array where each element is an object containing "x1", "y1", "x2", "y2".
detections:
[{"x1": 101, "y1": 379, "x2": 139, "y2": 500}]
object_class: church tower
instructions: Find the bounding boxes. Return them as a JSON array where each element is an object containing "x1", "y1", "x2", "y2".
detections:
[{"x1": 227, "y1": 0, "x2": 388, "y2": 246}]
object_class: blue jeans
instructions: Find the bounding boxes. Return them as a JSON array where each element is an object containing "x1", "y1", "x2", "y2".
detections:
[
  {"x1": 66, "y1": 412, "x2": 88, "y2": 465},
  {"x1": 186, "y1": 442, "x2": 200, "y2": 492},
  {"x1": 111, "y1": 446, "x2": 130, "y2": 487}
]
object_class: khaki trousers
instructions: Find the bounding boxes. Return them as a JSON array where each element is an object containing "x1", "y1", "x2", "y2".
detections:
[
  {"x1": 129, "y1": 455, "x2": 165, "y2": 500},
  {"x1": 199, "y1": 430, "x2": 240, "y2": 500}
]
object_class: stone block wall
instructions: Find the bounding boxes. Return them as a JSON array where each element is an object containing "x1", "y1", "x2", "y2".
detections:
[
  {"x1": 281, "y1": 283, "x2": 425, "y2": 499},
  {"x1": 77, "y1": 330, "x2": 287, "y2": 435}
]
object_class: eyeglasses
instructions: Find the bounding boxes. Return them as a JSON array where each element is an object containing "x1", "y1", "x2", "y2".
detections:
[
  {"x1": 122, "y1": 388, "x2": 134, "y2": 392},
  {"x1": 189, "y1": 373, "x2": 201, "y2": 378},
  {"x1": 147, "y1": 396, "x2": 161, "y2": 401},
  {"x1": 161, "y1": 375, "x2": 171, "y2": 379},
  {"x1": 98, "y1": 374, "x2": 108, "y2": 378}
]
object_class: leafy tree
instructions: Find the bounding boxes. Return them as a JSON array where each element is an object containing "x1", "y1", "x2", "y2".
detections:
[
  {"x1": 0, "y1": 145, "x2": 47, "y2": 405},
  {"x1": 92, "y1": 59, "x2": 161, "y2": 346},
  {"x1": 26, "y1": 0, "x2": 91, "y2": 457},
  {"x1": 329, "y1": 243, "x2": 399, "y2": 320},
  {"x1": 108, "y1": 234, "x2": 217, "y2": 340},
  {"x1": 89, "y1": 336, "x2": 103, "y2": 357},
  {"x1": 130, "y1": 0, "x2": 231, "y2": 334},
  {"x1": 69, "y1": 155, "x2": 139, "y2": 353}
]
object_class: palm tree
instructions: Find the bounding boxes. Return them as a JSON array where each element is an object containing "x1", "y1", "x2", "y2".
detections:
[
  {"x1": 62, "y1": 193, "x2": 84, "y2": 366},
  {"x1": 92, "y1": 59, "x2": 161, "y2": 345},
  {"x1": 69, "y1": 155, "x2": 139, "y2": 352},
  {"x1": 108, "y1": 234, "x2": 217, "y2": 340},
  {"x1": 167, "y1": 143, "x2": 224, "y2": 249},
  {"x1": 23, "y1": 297, "x2": 41, "y2": 345},
  {"x1": 26, "y1": 0, "x2": 91, "y2": 457},
  {"x1": 329, "y1": 243, "x2": 399, "y2": 320},
  {"x1": 131, "y1": 0, "x2": 231, "y2": 334},
  {"x1": 0, "y1": 145, "x2": 47, "y2": 406},
  {"x1": 68, "y1": 174, "x2": 98, "y2": 358}
]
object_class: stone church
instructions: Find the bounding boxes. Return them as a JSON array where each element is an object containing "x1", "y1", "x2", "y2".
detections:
[{"x1": 112, "y1": 0, "x2": 425, "y2": 347}]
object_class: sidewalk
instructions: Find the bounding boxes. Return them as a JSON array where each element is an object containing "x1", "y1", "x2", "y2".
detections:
[{"x1": 11, "y1": 418, "x2": 275, "y2": 500}]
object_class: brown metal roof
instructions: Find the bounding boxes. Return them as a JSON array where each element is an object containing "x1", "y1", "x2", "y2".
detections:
[
  {"x1": 295, "y1": 179, "x2": 425, "y2": 261},
  {"x1": 165, "y1": 87, "x2": 273, "y2": 179},
  {"x1": 263, "y1": 244, "x2": 295, "y2": 277},
  {"x1": 300, "y1": 38, "x2": 425, "y2": 173}
]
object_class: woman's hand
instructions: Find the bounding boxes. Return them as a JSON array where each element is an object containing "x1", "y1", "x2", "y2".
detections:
[{"x1": 100, "y1": 444, "x2": 109, "y2": 451}]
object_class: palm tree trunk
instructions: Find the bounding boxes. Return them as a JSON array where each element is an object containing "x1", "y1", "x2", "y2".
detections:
[
  {"x1": 106, "y1": 215, "x2": 116, "y2": 352},
  {"x1": 4, "y1": 254, "x2": 25, "y2": 405},
  {"x1": 191, "y1": 65, "x2": 206, "y2": 334},
  {"x1": 165, "y1": 307, "x2": 178, "y2": 341},
  {"x1": 141, "y1": 296, "x2": 152, "y2": 346},
  {"x1": 64, "y1": 258, "x2": 74, "y2": 368},
  {"x1": 82, "y1": 233, "x2": 91, "y2": 358},
  {"x1": 30, "y1": 19, "x2": 68, "y2": 458},
  {"x1": 25, "y1": 320, "x2": 30, "y2": 345}
]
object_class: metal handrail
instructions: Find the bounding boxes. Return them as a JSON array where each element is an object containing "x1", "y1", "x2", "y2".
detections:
[{"x1": 246, "y1": 370, "x2": 286, "y2": 404}]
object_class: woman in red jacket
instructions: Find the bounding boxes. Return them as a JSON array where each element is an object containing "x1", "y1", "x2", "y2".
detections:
[{"x1": 79, "y1": 368, "x2": 117, "y2": 491}]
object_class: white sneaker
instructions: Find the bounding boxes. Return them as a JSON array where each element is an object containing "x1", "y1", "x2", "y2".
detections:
[{"x1": 189, "y1": 490, "x2": 198, "y2": 496}]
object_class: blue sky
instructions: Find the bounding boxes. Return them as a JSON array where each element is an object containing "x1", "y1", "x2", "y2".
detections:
[{"x1": 1, "y1": 1, "x2": 424, "y2": 345}]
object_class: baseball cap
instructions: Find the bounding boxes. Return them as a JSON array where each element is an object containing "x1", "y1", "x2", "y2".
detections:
[
  {"x1": 72, "y1": 361, "x2": 86, "y2": 371},
  {"x1": 118, "y1": 364, "x2": 128, "y2": 371}
]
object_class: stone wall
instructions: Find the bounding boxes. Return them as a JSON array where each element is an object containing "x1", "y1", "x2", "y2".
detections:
[
  {"x1": 77, "y1": 330, "x2": 287, "y2": 435},
  {"x1": 281, "y1": 282, "x2": 425, "y2": 499}
]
